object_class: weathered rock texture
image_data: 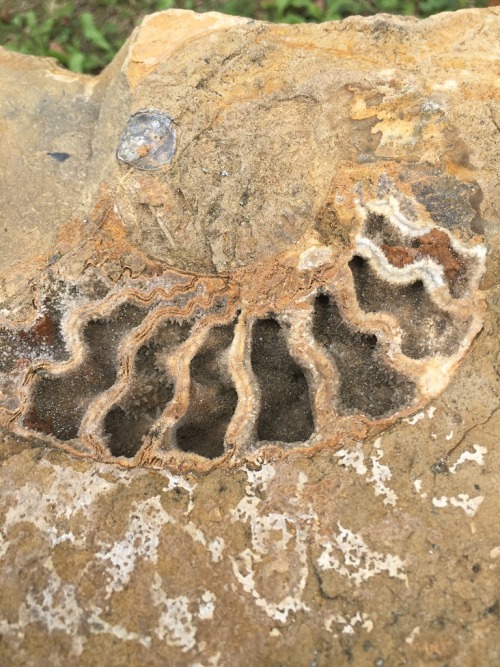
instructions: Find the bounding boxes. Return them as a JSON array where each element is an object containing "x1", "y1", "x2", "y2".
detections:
[{"x1": 0, "y1": 8, "x2": 499, "y2": 666}]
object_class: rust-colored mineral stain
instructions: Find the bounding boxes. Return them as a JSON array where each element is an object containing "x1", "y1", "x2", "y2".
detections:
[
  {"x1": 22, "y1": 406, "x2": 53, "y2": 435},
  {"x1": 380, "y1": 244, "x2": 416, "y2": 270},
  {"x1": 381, "y1": 229, "x2": 465, "y2": 285},
  {"x1": 418, "y1": 230, "x2": 465, "y2": 283},
  {"x1": 18, "y1": 312, "x2": 59, "y2": 347}
]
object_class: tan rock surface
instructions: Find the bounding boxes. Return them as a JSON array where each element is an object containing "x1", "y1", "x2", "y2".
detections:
[{"x1": 0, "y1": 8, "x2": 499, "y2": 666}]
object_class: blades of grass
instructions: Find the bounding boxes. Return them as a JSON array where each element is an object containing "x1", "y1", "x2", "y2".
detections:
[
  {"x1": 282, "y1": 12, "x2": 307, "y2": 21},
  {"x1": 324, "y1": 0, "x2": 364, "y2": 19},
  {"x1": 156, "y1": 0, "x2": 175, "y2": 9},
  {"x1": 289, "y1": 0, "x2": 323, "y2": 20},
  {"x1": 68, "y1": 50, "x2": 85, "y2": 73},
  {"x1": 24, "y1": 11, "x2": 37, "y2": 31},
  {"x1": 80, "y1": 12, "x2": 112, "y2": 52}
]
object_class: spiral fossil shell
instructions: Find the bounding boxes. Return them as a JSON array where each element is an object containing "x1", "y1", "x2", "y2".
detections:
[{"x1": 0, "y1": 12, "x2": 491, "y2": 473}]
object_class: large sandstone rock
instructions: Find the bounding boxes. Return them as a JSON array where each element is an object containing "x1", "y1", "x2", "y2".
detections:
[{"x1": 0, "y1": 8, "x2": 499, "y2": 666}]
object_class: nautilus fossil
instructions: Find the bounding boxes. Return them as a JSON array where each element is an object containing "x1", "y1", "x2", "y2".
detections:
[{"x1": 0, "y1": 106, "x2": 486, "y2": 472}]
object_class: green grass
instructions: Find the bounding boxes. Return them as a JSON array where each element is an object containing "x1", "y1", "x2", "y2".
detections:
[{"x1": 0, "y1": 0, "x2": 487, "y2": 74}]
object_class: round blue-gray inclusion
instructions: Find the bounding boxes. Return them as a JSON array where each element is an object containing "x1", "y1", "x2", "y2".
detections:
[{"x1": 116, "y1": 110, "x2": 176, "y2": 171}]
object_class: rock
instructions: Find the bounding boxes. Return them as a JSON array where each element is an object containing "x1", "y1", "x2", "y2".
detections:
[{"x1": 0, "y1": 8, "x2": 499, "y2": 666}]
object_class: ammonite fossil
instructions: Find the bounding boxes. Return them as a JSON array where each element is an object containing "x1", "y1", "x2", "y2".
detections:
[
  {"x1": 0, "y1": 13, "x2": 487, "y2": 474},
  {"x1": 0, "y1": 153, "x2": 485, "y2": 473}
]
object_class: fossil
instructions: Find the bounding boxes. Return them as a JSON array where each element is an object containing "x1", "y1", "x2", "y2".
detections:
[{"x1": 0, "y1": 161, "x2": 485, "y2": 473}]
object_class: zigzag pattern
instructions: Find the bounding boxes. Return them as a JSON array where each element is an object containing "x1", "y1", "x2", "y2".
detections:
[{"x1": 0, "y1": 184, "x2": 485, "y2": 472}]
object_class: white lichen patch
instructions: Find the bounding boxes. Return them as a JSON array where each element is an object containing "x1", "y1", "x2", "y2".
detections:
[
  {"x1": 0, "y1": 416, "x2": 490, "y2": 660},
  {"x1": 317, "y1": 523, "x2": 408, "y2": 586},
  {"x1": 153, "y1": 587, "x2": 197, "y2": 651},
  {"x1": 183, "y1": 521, "x2": 226, "y2": 564},
  {"x1": 449, "y1": 444, "x2": 487, "y2": 473},
  {"x1": 208, "y1": 536, "x2": 225, "y2": 564},
  {"x1": 198, "y1": 591, "x2": 216, "y2": 620},
  {"x1": 413, "y1": 441, "x2": 488, "y2": 517},
  {"x1": 151, "y1": 574, "x2": 217, "y2": 652},
  {"x1": 335, "y1": 442, "x2": 368, "y2": 475},
  {"x1": 450, "y1": 495, "x2": 484, "y2": 517},
  {"x1": 367, "y1": 438, "x2": 398, "y2": 506},
  {"x1": 160, "y1": 469, "x2": 197, "y2": 514},
  {"x1": 432, "y1": 494, "x2": 484, "y2": 517},
  {"x1": 0, "y1": 460, "x2": 114, "y2": 555},
  {"x1": 230, "y1": 466, "x2": 310, "y2": 623},
  {"x1": 184, "y1": 521, "x2": 209, "y2": 547},
  {"x1": 243, "y1": 463, "x2": 276, "y2": 492},
  {"x1": 18, "y1": 562, "x2": 85, "y2": 656},
  {"x1": 88, "y1": 610, "x2": 152, "y2": 648},
  {"x1": 0, "y1": 457, "x2": 229, "y2": 658},
  {"x1": 403, "y1": 406, "x2": 436, "y2": 426},
  {"x1": 96, "y1": 495, "x2": 174, "y2": 597},
  {"x1": 325, "y1": 611, "x2": 374, "y2": 636},
  {"x1": 230, "y1": 532, "x2": 310, "y2": 624},
  {"x1": 336, "y1": 438, "x2": 398, "y2": 506}
]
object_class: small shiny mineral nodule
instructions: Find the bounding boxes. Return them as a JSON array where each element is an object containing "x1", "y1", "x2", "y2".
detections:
[{"x1": 116, "y1": 110, "x2": 176, "y2": 171}]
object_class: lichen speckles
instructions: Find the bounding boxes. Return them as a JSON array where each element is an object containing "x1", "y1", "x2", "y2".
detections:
[
  {"x1": 116, "y1": 110, "x2": 176, "y2": 171},
  {"x1": 0, "y1": 167, "x2": 486, "y2": 472}
]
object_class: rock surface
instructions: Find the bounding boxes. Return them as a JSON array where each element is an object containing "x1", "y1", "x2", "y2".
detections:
[{"x1": 0, "y1": 8, "x2": 499, "y2": 666}]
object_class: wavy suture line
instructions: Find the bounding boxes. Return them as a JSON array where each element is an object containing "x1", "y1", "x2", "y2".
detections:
[
  {"x1": 355, "y1": 236, "x2": 481, "y2": 324},
  {"x1": 327, "y1": 265, "x2": 404, "y2": 355},
  {"x1": 225, "y1": 312, "x2": 259, "y2": 459},
  {"x1": 363, "y1": 194, "x2": 487, "y2": 296},
  {"x1": 281, "y1": 308, "x2": 339, "y2": 435},
  {"x1": 363, "y1": 196, "x2": 434, "y2": 236},
  {"x1": 352, "y1": 239, "x2": 480, "y2": 354},
  {"x1": 357, "y1": 237, "x2": 446, "y2": 291},
  {"x1": 6, "y1": 277, "x2": 241, "y2": 466},
  {"x1": 348, "y1": 184, "x2": 486, "y2": 394},
  {"x1": 138, "y1": 309, "x2": 240, "y2": 469},
  {"x1": 0, "y1": 178, "x2": 487, "y2": 472},
  {"x1": 11, "y1": 274, "x2": 200, "y2": 439},
  {"x1": 27, "y1": 273, "x2": 196, "y2": 378},
  {"x1": 330, "y1": 263, "x2": 473, "y2": 402},
  {"x1": 79, "y1": 291, "x2": 227, "y2": 455}
]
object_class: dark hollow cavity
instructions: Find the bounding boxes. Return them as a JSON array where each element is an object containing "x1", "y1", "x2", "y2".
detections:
[
  {"x1": 312, "y1": 293, "x2": 415, "y2": 418},
  {"x1": 104, "y1": 320, "x2": 192, "y2": 458},
  {"x1": 22, "y1": 303, "x2": 146, "y2": 441},
  {"x1": 363, "y1": 212, "x2": 405, "y2": 248},
  {"x1": 251, "y1": 318, "x2": 314, "y2": 443},
  {"x1": 349, "y1": 256, "x2": 462, "y2": 359},
  {"x1": 176, "y1": 323, "x2": 237, "y2": 459}
]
